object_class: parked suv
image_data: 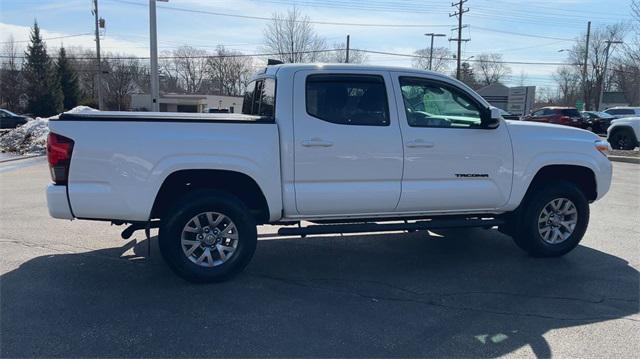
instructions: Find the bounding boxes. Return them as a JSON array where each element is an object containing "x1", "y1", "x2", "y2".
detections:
[
  {"x1": 604, "y1": 107, "x2": 640, "y2": 118},
  {"x1": 523, "y1": 107, "x2": 587, "y2": 129},
  {"x1": 607, "y1": 117, "x2": 640, "y2": 150}
]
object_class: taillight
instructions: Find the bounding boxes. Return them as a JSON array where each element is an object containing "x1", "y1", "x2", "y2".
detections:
[{"x1": 47, "y1": 132, "x2": 74, "y2": 185}]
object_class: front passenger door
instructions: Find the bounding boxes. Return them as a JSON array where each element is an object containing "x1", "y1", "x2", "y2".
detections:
[{"x1": 393, "y1": 74, "x2": 513, "y2": 212}]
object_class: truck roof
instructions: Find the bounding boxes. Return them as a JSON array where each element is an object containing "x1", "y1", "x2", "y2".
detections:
[{"x1": 261, "y1": 63, "x2": 448, "y2": 78}]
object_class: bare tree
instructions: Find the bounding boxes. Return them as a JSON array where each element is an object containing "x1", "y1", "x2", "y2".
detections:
[
  {"x1": 473, "y1": 53, "x2": 512, "y2": 86},
  {"x1": 206, "y1": 46, "x2": 254, "y2": 96},
  {"x1": 321, "y1": 42, "x2": 367, "y2": 64},
  {"x1": 0, "y1": 36, "x2": 24, "y2": 112},
  {"x1": 103, "y1": 56, "x2": 145, "y2": 110},
  {"x1": 566, "y1": 23, "x2": 627, "y2": 109},
  {"x1": 169, "y1": 46, "x2": 208, "y2": 94},
  {"x1": 553, "y1": 66, "x2": 581, "y2": 105},
  {"x1": 412, "y1": 47, "x2": 451, "y2": 73},
  {"x1": 263, "y1": 7, "x2": 327, "y2": 63}
]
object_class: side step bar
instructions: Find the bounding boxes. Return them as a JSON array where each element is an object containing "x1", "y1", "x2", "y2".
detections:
[{"x1": 277, "y1": 217, "x2": 505, "y2": 236}]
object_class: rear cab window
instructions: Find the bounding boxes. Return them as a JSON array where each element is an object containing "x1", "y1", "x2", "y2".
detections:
[{"x1": 242, "y1": 78, "x2": 276, "y2": 117}]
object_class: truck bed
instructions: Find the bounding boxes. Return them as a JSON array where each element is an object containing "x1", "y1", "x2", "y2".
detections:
[{"x1": 49, "y1": 111, "x2": 282, "y2": 222}]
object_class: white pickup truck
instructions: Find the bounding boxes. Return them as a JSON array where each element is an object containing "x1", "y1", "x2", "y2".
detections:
[{"x1": 47, "y1": 64, "x2": 612, "y2": 282}]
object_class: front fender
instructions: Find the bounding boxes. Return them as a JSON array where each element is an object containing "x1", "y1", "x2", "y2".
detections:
[{"x1": 506, "y1": 151, "x2": 611, "y2": 210}]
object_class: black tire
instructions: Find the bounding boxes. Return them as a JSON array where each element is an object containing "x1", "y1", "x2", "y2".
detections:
[
  {"x1": 158, "y1": 190, "x2": 257, "y2": 283},
  {"x1": 512, "y1": 182, "x2": 589, "y2": 257},
  {"x1": 609, "y1": 128, "x2": 638, "y2": 150}
]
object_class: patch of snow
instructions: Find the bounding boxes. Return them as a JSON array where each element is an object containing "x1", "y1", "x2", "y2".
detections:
[{"x1": 0, "y1": 106, "x2": 98, "y2": 155}]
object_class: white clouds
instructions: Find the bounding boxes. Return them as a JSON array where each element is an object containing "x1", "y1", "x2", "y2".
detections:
[{"x1": 0, "y1": 22, "x2": 149, "y2": 57}]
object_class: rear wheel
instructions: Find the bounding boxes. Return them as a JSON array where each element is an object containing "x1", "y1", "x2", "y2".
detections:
[
  {"x1": 512, "y1": 182, "x2": 589, "y2": 257},
  {"x1": 159, "y1": 190, "x2": 257, "y2": 283},
  {"x1": 609, "y1": 128, "x2": 638, "y2": 150}
]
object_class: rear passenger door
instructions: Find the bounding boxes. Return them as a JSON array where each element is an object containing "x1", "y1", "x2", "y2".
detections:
[{"x1": 292, "y1": 70, "x2": 404, "y2": 216}]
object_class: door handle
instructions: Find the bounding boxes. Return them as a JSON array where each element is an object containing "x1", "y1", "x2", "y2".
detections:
[
  {"x1": 405, "y1": 139, "x2": 435, "y2": 148},
  {"x1": 301, "y1": 138, "x2": 334, "y2": 147}
]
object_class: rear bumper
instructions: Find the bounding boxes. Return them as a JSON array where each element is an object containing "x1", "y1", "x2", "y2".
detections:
[{"x1": 47, "y1": 184, "x2": 74, "y2": 219}]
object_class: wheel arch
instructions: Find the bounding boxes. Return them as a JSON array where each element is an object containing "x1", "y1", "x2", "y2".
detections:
[
  {"x1": 151, "y1": 169, "x2": 271, "y2": 224},
  {"x1": 524, "y1": 164, "x2": 597, "y2": 203}
]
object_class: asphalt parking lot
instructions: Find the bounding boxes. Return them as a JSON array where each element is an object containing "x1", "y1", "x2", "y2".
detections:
[{"x1": 1, "y1": 158, "x2": 638, "y2": 357}]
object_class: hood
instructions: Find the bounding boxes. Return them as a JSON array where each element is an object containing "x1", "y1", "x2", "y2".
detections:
[
  {"x1": 505, "y1": 119, "x2": 600, "y2": 143},
  {"x1": 610, "y1": 116, "x2": 640, "y2": 125}
]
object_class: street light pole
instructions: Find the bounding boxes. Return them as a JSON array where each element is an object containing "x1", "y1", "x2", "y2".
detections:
[
  {"x1": 149, "y1": 0, "x2": 167, "y2": 112},
  {"x1": 424, "y1": 33, "x2": 446, "y2": 71},
  {"x1": 598, "y1": 40, "x2": 623, "y2": 111}
]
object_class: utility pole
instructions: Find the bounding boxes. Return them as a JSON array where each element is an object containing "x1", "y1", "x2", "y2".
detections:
[
  {"x1": 92, "y1": 0, "x2": 103, "y2": 110},
  {"x1": 449, "y1": 0, "x2": 470, "y2": 80},
  {"x1": 583, "y1": 21, "x2": 591, "y2": 110},
  {"x1": 424, "y1": 33, "x2": 446, "y2": 70},
  {"x1": 598, "y1": 39, "x2": 623, "y2": 111},
  {"x1": 345, "y1": 34, "x2": 350, "y2": 63}
]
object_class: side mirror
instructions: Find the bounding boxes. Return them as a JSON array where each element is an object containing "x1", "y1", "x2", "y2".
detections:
[{"x1": 482, "y1": 107, "x2": 501, "y2": 129}]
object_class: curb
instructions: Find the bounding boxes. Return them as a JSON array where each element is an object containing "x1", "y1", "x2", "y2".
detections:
[
  {"x1": 0, "y1": 154, "x2": 44, "y2": 163},
  {"x1": 608, "y1": 156, "x2": 640, "y2": 164}
]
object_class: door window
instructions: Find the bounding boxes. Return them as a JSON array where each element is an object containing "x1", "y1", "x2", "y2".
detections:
[
  {"x1": 399, "y1": 77, "x2": 482, "y2": 128},
  {"x1": 305, "y1": 74, "x2": 389, "y2": 126}
]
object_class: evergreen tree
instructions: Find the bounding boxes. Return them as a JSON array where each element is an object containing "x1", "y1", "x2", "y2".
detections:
[
  {"x1": 56, "y1": 46, "x2": 80, "y2": 110},
  {"x1": 23, "y1": 21, "x2": 63, "y2": 116},
  {"x1": 457, "y1": 62, "x2": 480, "y2": 89}
]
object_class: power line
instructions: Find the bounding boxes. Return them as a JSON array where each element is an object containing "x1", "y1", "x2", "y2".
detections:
[
  {"x1": 0, "y1": 33, "x2": 93, "y2": 44},
  {"x1": 107, "y1": 0, "x2": 451, "y2": 28}
]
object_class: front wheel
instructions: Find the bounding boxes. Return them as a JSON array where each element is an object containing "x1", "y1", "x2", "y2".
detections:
[
  {"x1": 159, "y1": 190, "x2": 257, "y2": 283},
  {"x1": 512, "y1": 182, "x2": 589, "y2": 257},
  {"x1": 609, "y1": 128, "x2": 638, "y2": 150}
]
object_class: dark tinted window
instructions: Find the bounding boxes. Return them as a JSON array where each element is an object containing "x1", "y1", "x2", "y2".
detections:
[
  {"x1": 306, "y1": 74, "x2": 389, "y2": 126},
  {"x1": 607, "y1": 109, "x2": 634, "y2": 115},
  {"x1": 259, "y1": 78, "x2": 275, "y2": 117},
  {"x1": 561, "y1": 109, "x2": 580, "y2": 117},
  {"x1": 241, "y1": 78, "x2": 276, "y2": 117},
  {"x1": 242, "y1": 81, "x2": 256, "y2": 115}
]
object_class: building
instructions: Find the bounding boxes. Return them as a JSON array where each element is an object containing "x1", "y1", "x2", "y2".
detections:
[
  {"x1": 477, "y1": 83, "x2": 536, "y2": 116},
  {"x1": 601, "y1": 92, "x2": 630, "y2": 110},
  {"x1": 130, "y1": 94, "x2": 244, "y2": 113}
]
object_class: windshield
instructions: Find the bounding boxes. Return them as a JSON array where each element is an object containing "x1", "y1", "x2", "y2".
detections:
[
  {"x1": 596, "y1": 111, "x2": 614, "y2": 118},
  {"x1": 1, "y1": 109, "x2": 17, "y2": 116}
]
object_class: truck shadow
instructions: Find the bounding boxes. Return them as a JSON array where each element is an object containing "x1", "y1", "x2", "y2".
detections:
[{"x1": 1, "y1": 228, "x2": 638, "y2": 357}]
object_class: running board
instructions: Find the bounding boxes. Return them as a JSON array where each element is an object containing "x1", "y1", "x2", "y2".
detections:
[{"x1": 277, "y1": 218, "x2": 505, "y2": 236}]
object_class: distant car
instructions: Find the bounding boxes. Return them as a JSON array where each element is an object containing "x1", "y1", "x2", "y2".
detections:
[
  {"x1": 522, "y1": 107, "x2": 587, "y2": 129},
  {"x1": 498, "y1": 109, "x2": 521, "y2": 121},
  {"x1": 581, "y1": 111, "x2": 616, "y2": 134},
  {"x1": 603, "y1": 107, "x2": 640, "y2": 118},
  {"x1": 0, "y1": 109, "x2": 28, "y2": 129},
  {"x1": 607, "y1": 116, "x2": 640, "y2": 150}
]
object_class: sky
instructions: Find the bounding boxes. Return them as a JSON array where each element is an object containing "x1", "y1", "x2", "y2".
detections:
[{"x1": 0, "y1": 0, "x2": 635, "y2": 92}]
